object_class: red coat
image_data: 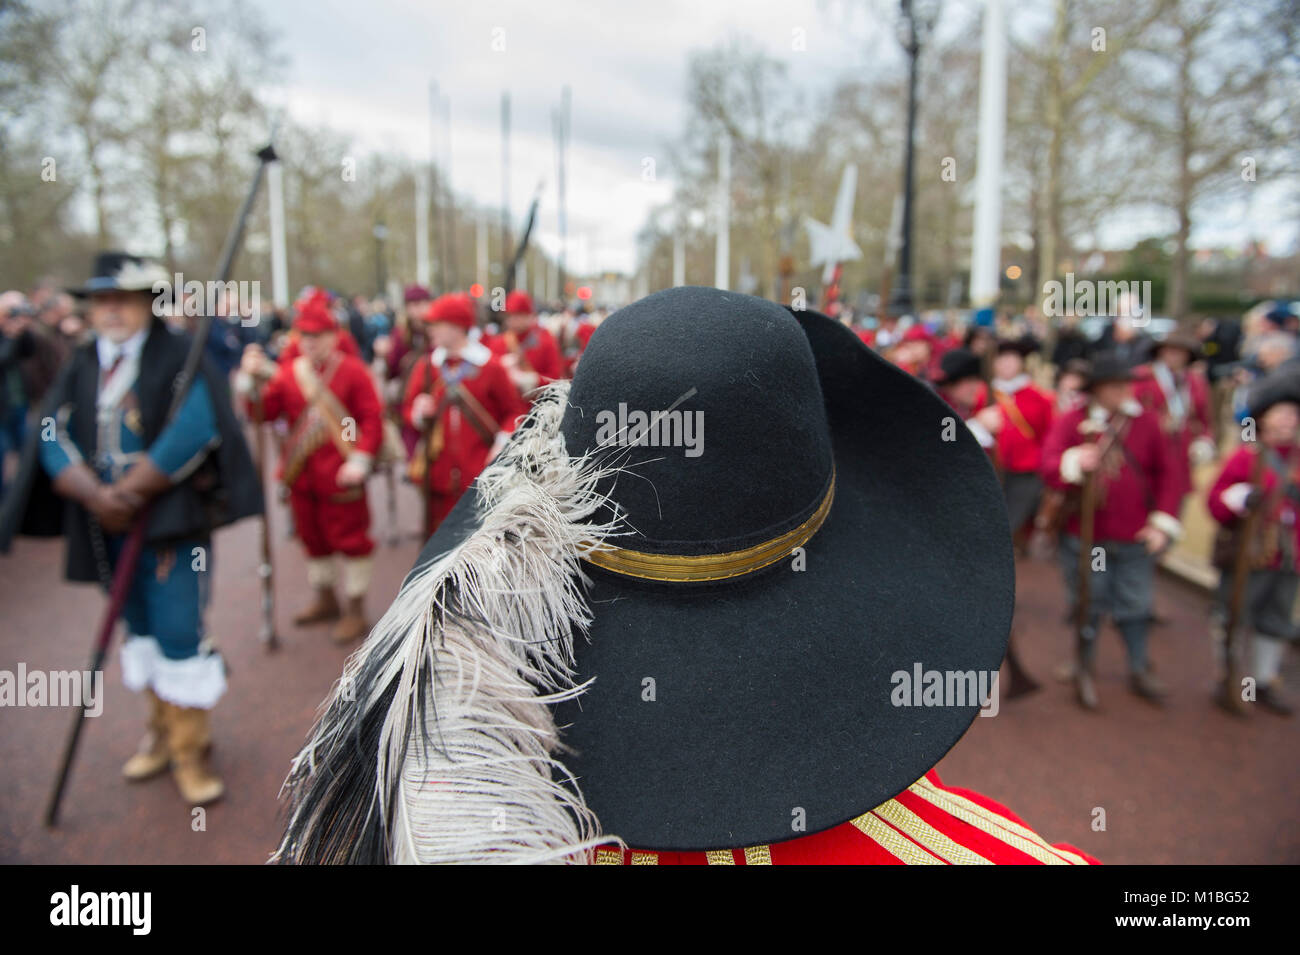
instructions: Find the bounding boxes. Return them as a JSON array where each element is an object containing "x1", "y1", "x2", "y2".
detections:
[
  {"x1": 594, "y1": 770, "x2": 1098, "y2": 865},
  {"x1": 401, "y1": 344, "x2": 526, "y2": 502},
  {"x1": 484, "y1": 323, "x2": 565, "y2": 396},
  {"x1": 1040, "y1": 403, "x2": 1181, "y2": 542},
  {"x1": 277, "y1": 327, "x2": 362, "y2": 365},
  {"x1": 1207, "y1": 443, "x2": 1300, "y2": 570},
  {"x1": 990, "y1": 379, "x2": 1054, "y2": 474},
  {"x1": 256, "y1": 352, "x2": 383, "y2": 491},
  {"x1": 1132, "y1": 363, "x2": 1212, "y2": 502}
]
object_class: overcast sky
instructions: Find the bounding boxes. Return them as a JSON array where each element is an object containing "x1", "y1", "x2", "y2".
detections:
[{"x1": 258, "y1": 0, "x2": 1296, "y2": 277}]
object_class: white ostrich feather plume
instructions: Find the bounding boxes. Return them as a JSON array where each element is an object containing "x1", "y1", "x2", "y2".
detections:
[{"x1": 274, "y1": 382, "x2": 629, "y2": 864}]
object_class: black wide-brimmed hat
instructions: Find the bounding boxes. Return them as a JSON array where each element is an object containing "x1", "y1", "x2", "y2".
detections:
[
  {"x1": 69, "y1": 251, "x2": 170, "y2": 298},
  {"x1": 996, "y1": 332, "x2": 1039, "y2": 357},
  {"x1": 1154, "y1": 330, "x2": 1204, "y2": 361},
  {"x1": 1084, "y1": 352, "x2": 1134, "y2": 390},
  {"x1": 1247, "y1": 366, "x2": 1300, "y2": 420},
  {"x1": 934, "y1": 346, "x2": 985, "y2": 386},
  {"x1": 278, "y1": 286, "x2": 1014, "y2": 862}
]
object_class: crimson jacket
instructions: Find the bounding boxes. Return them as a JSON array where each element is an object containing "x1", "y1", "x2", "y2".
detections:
[
  {"x1": 990, "y1": 376, "x2": 1055, "y2": 474},
  {"x1": 1132, "y1": 362, "x2": 1213, "y2": 502},
  {"x1": 595, "y1": 770, "x2": 1098, "y2": 865},
  {"x1": 1207, "y1": 442, "x2": 1300, "y2": 571},
  {"x1": 1040, "y1": 401, "x2": 1183, "y2": 543}
]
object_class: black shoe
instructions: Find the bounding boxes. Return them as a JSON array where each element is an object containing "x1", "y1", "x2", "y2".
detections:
[
  {"x1": 1258, "y1": 684, "x2": 1295, "y2": 716},
  {"x1": 1213, "y1": 679, "x2": 1249, "y2": 718}
]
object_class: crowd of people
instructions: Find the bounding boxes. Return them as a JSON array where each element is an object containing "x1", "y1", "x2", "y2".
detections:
[
  {"x1": 850, "y1": 296, "x2": 1300, "y2": 715},
  {"x1": 0, "y1": 252, "x2": 1296, "y2": 850}
]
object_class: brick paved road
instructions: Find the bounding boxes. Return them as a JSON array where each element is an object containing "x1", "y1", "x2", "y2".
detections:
[{"x1": 1, "y1": 474, "x2": 1296, "y2": 863}]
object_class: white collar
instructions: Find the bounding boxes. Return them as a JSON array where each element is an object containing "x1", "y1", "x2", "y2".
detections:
[
  {"x1": 993, "y1": 374, "x2": 1030, "y2": 394},
  {"x1": 1088, "y1": 398, "x2": 1143, "y2": 423},
  {"x1": 96, "y1": 327, "x2": 147, "y2": 368},
  {"x1": 432, "y1": 340, "x2": 491, "y2": 368}
]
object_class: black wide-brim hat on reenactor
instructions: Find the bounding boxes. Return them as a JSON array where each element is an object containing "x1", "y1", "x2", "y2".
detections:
[
  {"x1": 933, "y1": 346, "x2": 985, "y2": 386},
  {"x1": 1083, "y1": 352, "x2": 1134, "y2": 390},
  {"x1": 1154, "y1": 330, "x2": 1204, "y2": 362},
  {"x1": 1247, "y1": 365, "x2": 1300, "y2": 420},
  {"x1": 276, "y1": 286, "x2": 1013, "y2": 863},
  {"x1": 996, "y1": 332, "x2": 1040, "y2": 357},
  {"x1": 69, "y1": 251, "x2": 170, "y2": 299}
]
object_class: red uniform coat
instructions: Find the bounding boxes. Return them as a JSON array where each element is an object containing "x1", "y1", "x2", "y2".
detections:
[
  {"x1": 401, "y1": 343, "x2": 527, "y2": 532},
  {"x1": 484, "y1": 323, "x2": 565, "y2": 397},
  {"x1": 595, "y1": 770, "x2": 1098, "y2": 865},
  {"x1": 990, "y1": 377, "x2": 1054, "y2": 474},
  {"x1": 1040, "y1": 402, "x2": 1181, "y2": 543},
  {"x1": 277, "y1": 327, "x2": 361, "y2": 365},
  {"x1": 254, "y1": 352, "x2": 383, "y2": 558},
  {"x1": 1207, "y1": 443, "x2": 1300, "y2": 571},
  {"x1": 1132, "y1": 362, "x2": 1212, "y2": 503}
]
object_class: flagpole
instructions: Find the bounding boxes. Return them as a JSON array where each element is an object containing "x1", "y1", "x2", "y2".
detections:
[{"x1": 970, "y1": 0, "x2": 1007, "y2": 307}]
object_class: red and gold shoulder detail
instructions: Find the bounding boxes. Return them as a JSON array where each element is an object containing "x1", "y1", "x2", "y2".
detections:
[{"x1": 594, "y1": 771, "x2": 1100, "y2": 866}]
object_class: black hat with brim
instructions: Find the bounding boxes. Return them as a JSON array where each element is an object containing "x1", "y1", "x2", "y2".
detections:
[
  {"x1": 934, "y1": 346, "x2": 985, "y2": 386},
  {"x1": 1247, "y1": 367, "x2": 1300, "y2": 420},
  {"x1": 1084, "y1": 352, "x2": 1134, "y2": 390},
  {"x1": 406, "y1": 287, "x2": 1013, "y2": 852},
  {"x1": 1154, "y1": 331, "x2": 1204, "y2": 361},
  {"x1": 996, "y1": 333, "x2": 1039, "y2": 357},
  {"x1": 69, "y1": 251, "x2": 169, "y2": 298}
]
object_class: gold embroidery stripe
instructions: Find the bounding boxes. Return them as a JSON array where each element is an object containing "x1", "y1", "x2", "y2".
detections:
[
  {"x1": 630, "y1": 852, "x2": 659, "y2": 865},
  {"x1": 871, "y1": 800, "x2": 992, "y2": 865},
  {"x1": 705, "y1": 850, "x2": 736, "y2": 865},
  {"x1": 850, "y1": 810, "x2": 944, "y2": 865},
  {"x1": 583, "y1": 470, "x2": 835, "y2": 582},
  {"x1": 908, "y1": 779, "x2": 1072, "y2": 865},
  {"x1": 594, "y1": 848, "x2": 623, "y2": 865},
  {"x1": 912, "y1": 777, "x2": 1088, "y2": 865},
  {"x1": 743, "y1": 845, "x2": 773, "y2": 865}
]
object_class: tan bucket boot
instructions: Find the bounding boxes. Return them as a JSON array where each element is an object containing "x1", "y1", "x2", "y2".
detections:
[
  {"x1": 122, "y1": 689, "x2": 170, "y2": 780},
  {"x1": 165, "y1": 703, "x2": 225, "y2": 805},
  {"x1": 294, "y1": 587, "x2": 340, "y2": 625},
  {"x1": 332, "y1": 596, "x2": 369, "y2": 645}
]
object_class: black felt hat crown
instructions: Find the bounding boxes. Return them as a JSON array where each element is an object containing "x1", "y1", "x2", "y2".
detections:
[
  {"x1": 935, "y1": 346, "x2": 984, "y2": 385},
  {"x1": 69, "y1": 251, "x2": 169, "y2": 297},
  {"x1": 1085, "y1": 352, "x2": 1135, "y2": 389},
  {"x1": 405, "y1": 287, "x2": 1014, "y2": 851}
]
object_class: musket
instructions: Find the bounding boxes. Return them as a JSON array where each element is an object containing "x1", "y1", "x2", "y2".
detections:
[
  {"x1": 44, "y1": 137, "x2": 279, "y2": 827},
  {"x1": 249, "y1": 384, "x2": 279, "y2": 650},
  {"x1": 1073, "y1": 418, "x2": 1126, "y2": 691},
  {"x1": 1223, "y1": 445, "x2": 1275, "y2": 714}
]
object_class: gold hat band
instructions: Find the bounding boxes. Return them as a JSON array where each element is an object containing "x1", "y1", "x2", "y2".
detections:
[{"x1": 583, "y1": 468, "x2": 835, "y2": 582}]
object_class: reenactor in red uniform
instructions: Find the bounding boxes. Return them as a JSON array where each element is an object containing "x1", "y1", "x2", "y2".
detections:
[
  {"x1": 402, "y1": 292, "x2": 526, "y2": 536},
  {"x1": 237, "y1": 290, "x2": 384, "y2": 644},
  {"x1": 277, "y1": 288, "x2": 1097, "y2": 865},
  {"x1": 990, "y1": 335, "x2": 1055, "y2": 536},
  {"x1": 1133, "y1": 332, "x2": 1215, "y2": 510},
  {"x1": 484, "y1": 290, "x2": 565, "y2": 404},
  {"x1": 1040, "y1": 354, "x2": 1183, "y2": 707},
  {"x1": 891, "y1": 324, "x2": 934, "y2": 379},
  {"x1": 934, "y1": 347, "x2": 997, "y2": 452},
  {"x1": 1206, "y1": 371, "x2": 1300, "y2": 715}
]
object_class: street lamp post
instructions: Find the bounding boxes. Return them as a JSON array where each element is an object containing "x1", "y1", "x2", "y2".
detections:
[
  {"x1": 888, "y1": 0, "x2": 940, "y2": 318},
  {"x1": 373, "y1": 222, "x2": 389, "y2": 297}
]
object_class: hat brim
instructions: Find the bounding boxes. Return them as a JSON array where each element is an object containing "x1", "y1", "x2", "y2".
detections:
[
  {"x1": 68, "y1": 279, "x2": 158, "y2": 299},
  {"x1": 407, "y1": 310, "x2": 1014, "y2": 851}
]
